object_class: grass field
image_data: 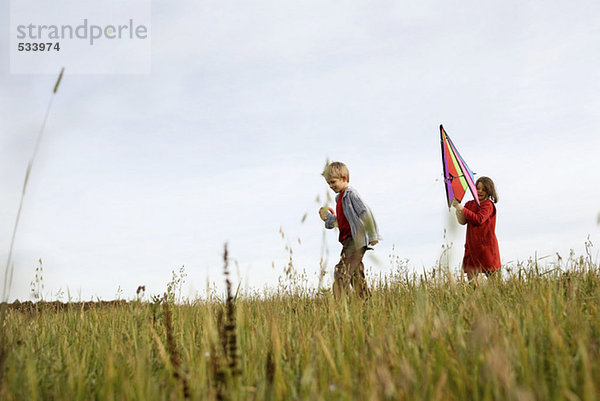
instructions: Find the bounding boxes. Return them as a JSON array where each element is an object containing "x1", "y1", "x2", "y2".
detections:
[{"x1": 1, "y1": 251, "x2": 599, "y2": 401}]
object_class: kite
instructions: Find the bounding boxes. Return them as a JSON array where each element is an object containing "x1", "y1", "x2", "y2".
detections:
[{"x1": 440, "y1": 124, "x2": 479, "y2": 208}]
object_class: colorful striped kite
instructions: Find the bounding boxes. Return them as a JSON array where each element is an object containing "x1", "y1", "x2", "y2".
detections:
[{"x1": 440, "y1": 125, "x2": 479, "y2": 208}]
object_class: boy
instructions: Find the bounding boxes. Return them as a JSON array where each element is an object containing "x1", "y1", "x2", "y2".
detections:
[{"x1": 319, "y1": 161, "x2": 381, "y2": 298}]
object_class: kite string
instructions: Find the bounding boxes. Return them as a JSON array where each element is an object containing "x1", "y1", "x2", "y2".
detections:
[{"x1": 445, "y1": 172, "x2": 477, "y2": 182}]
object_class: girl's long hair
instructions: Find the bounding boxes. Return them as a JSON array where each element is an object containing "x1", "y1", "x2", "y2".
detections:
[{"x1": 477, "y1": 176, "x2": 498, "y2": 203}]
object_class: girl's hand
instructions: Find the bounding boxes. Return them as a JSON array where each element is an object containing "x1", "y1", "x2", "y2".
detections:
[
  {"x1": 452, "y1": 198, "x2": 463, "y2": 211},
  {"x1": 453, "y1": 199, "x2": 467, "y2": 225}
]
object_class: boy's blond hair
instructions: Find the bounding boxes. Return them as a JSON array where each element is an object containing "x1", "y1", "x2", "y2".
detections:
[{"x1": 322, "y1": 161, "x2": 349, "y2": 181}]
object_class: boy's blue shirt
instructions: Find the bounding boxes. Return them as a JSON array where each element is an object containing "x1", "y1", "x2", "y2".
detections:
[{"x1": 325, "y1": 186, "x2": 382, "y2": 248}]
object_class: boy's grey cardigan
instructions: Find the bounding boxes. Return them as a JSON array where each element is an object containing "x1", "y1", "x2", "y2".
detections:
[{"x1": 325, "y1": 186, "x2": 382, "y2": 248}]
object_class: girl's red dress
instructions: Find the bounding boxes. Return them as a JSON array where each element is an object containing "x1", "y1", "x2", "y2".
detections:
[{"x1": 461, "y1": 199, "x2": 501, "y2": 273}]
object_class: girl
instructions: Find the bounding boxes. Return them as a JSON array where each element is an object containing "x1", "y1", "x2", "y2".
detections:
[{"x1": 452, "y1": 176, "x2": 501, "y2": 281}]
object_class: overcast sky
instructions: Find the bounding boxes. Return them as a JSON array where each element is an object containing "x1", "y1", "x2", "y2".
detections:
[{"x1": 2, "y1": 0, "x2": 599, "y2": 301}]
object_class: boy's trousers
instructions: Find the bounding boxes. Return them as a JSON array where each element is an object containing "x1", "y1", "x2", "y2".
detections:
[{"x1": 333, "y1": 237, "x2": 370, "y2": 298}]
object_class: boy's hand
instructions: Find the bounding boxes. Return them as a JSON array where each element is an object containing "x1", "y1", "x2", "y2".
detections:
[
  {"x1": 319, "y1": 206, "x2": 330, "y2": 221},
  {"x1": 368, "y1": 240, "x2": 378, "y2": 246}
]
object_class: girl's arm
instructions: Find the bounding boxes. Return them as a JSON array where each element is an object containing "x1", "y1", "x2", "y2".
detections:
[{"x1": 461, "y1": 201, "x2": 495, "y2": 226}]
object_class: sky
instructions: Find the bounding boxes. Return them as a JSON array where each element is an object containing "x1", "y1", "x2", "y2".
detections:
[{"x1": 1, "y1": 0, "x2": 599, "y2": 302}]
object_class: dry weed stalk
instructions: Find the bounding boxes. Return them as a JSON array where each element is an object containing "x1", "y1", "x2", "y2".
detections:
[
  {"x1": 208, "y1": 244, "x2": 241, "y2": 400},
  {"x1": 3, "y1": 68, "x2": 64, "y2": 302},
  {"x1": 162, "y1": 294, "x2": 190, "y2": 399},
  {"x1": 222, "y1": 243, "x2": 241, "y2": 377},
  {"x1": 209, "y1": 341, "x2": 227, "y2": 401},
  {"x1": 216, "y1": 309, "x2": 227, "y2": 359},
  {"x1": 265, "y1": 344, "x2": 275, "y2": 386}
]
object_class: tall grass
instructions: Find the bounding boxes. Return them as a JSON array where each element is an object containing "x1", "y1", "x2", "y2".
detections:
[{"x1": 1, "y1": 254, "x2": 599, "y2": 400}]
